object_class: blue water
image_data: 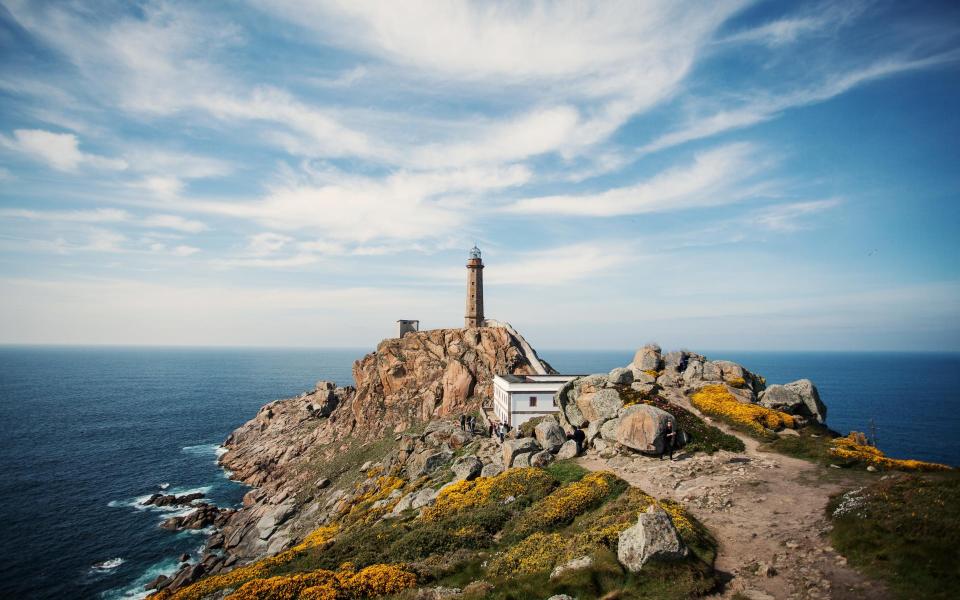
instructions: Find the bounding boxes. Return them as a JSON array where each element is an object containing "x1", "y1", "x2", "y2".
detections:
[{"x1": 1, "y1": 347, "x2": 958, "y2": 599}]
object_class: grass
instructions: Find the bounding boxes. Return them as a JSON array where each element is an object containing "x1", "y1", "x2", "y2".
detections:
[
  {"x1": 759, "y1": 423, "x2": 838, "y2": 464},
  {"x1": 828, "y1": 473, "x2": 960, "y2": 600},
  {"x1": 545, "y1": 459, "x2": 589, "y2": 484},
  {"x1": 616, "y1": 385, "x2": 745, "y2": 454}
]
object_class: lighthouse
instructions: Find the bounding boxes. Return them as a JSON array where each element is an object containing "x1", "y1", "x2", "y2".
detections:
[{"x1": 464, "y1": 245, "x2": 485, "y2": 328}]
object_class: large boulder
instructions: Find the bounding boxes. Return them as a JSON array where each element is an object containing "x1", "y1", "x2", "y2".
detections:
[
  {"x1": 451, "y1": 455, "x2": 482, "y2": 481},
  {"x1": 631, "y1": 344, "x2": 663, "y2": 372},
  {"x1": 502, "y1": 438, "x2": 540, "y2": 467},
  {"x1": 615, "y1": 405, "x2": 676, "y2": 454},
  {"x1": 556, "y1": 439, "x2": 579, "y2": 460},
  {"x1": 530, "y1": 450, "x2": 554, "y2": 468},
  {"x1": 407, "y1": 450, "x2": 452, "y2": 479},
  {"x1": 617, "y1": 505, "x2": 688, "y2": 571},
  {"x1": 608, "y1": 367, "x2": 633, "y2": 385},
  {"x1": 575, "y1": 387, "x2": 623, "y2": 422},
  {"x1": 701, "y1": 361, "x2": 723, "y2": 382},
  {"x1": 600, "y1": 418, "x2": 620, "y2": 442},
  {"x1": 535, "y1": 420, "x2": 567, "y2": 453},
  {"x1": 480, "y1": 463, "x2": 503, "y2": 478},
  {"x1": 759, "y1": 379, "x2": 825, "y2": 423}
]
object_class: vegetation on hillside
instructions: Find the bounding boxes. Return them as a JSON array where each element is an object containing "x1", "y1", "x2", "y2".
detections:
[
  {"x1": 689, "y1": 384, "x2": 795, "y2": 440},
  {"x1": 762, "y1": 426, "x2": 953, "y2": 472},
  {"x1": 616, "y1": 385, "x2": 745, "y2": 454},
  {"x1": 828, "y1": 473, "x2": 960, "y2": 600},
  {"x1": 157, "y1": 466, "x2": 719, "y2": 600}
]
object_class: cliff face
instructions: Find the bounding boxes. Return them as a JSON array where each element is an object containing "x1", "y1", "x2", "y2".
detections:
[
  {"x1": 349, "y1": 326, "x2": 546, "y2": 431},
  {"x1": 167, "y1": 326, "x2": 548, "y2": 587}
]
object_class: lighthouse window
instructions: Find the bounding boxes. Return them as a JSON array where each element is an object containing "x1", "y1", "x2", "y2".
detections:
[{"x1": 529, "y1": 396, "x2": 537, "y2": 407}]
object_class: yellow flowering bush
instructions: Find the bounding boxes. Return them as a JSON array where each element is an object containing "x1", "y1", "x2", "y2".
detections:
[
  {"x1": 488, "y1": 531, "x2": 566, "y2": 575},
  {"x1": 422, "y1": 467, "x2": 554, "y2": 521},
  {"x1": 342, "y1": 476, "x2": 405, "y2": 524},
  {"x1": 510, "y1": 472, "x2": 622, "y2": 538},
  {"x1": 690, "y1": 385, "x2": 794, "y2": 438},
  {"x1": 830, "y1": 433, "x2": 951, "y2": 472},
  {"x1": 152, "y1": 525, "x2": 339, "y2": 600},
  {"x1": 726, "y1": 376, "x2": 746, "y2": 388},
  {"x1": 223, "y1": 563, "x2": 416, "y2": 600}
]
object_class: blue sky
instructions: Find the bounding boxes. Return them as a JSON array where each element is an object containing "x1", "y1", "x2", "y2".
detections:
[{"x1": 0, "y1": 0, "x2": 958, "y2": 350}]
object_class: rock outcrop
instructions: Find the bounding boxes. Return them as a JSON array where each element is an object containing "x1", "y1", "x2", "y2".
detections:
[
  {"x1": 759, "y1": 379, "x2": 827, "y2": 423},
  {"x1": 160, "y1": 326, "x2": 549, "y2": 592},
  {"x1": 617, "y1": 505, "x2": 688, "y2": 571},
  {"x1": 555, "y1": 344, "x2": 829, "y2": 456}
]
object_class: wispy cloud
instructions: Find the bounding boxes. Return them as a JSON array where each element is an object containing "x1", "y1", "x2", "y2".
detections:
[
  {"x1": 0, "y1": 129, "x2": 127, "y2": 171},
  {"x1": 640, "y1": 51, "x2": 960, "y2": 155},
  {"x1": 505, "y1": 143, "x2": 768, "y2": 217}
]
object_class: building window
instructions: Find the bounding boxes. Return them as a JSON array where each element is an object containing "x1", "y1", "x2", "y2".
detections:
[{"x1": 529, "y1": 396, "x2": 537, "y2": 407}]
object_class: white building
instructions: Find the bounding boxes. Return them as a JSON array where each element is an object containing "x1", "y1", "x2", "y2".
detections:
[{"x1": 492, "y1": 374, "x2": 581, "y2": 428}]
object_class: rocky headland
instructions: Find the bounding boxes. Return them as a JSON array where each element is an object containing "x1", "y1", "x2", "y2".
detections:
[{"x1": 148, "y1": 328, "x2": 957, "y2": 600}]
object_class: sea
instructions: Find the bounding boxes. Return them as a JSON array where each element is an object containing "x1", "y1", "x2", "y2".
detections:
[{"x1": 0, "y1": 347, "x2": 958, "y2": 599}]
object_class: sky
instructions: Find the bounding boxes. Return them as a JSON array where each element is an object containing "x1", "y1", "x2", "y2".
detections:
[{"x1": 0, "y1": 0, "x2": 958, "y2": 351}]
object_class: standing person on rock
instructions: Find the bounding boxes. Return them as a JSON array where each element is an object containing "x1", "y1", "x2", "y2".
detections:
[
  {"x1": 497, "y1": 422, "x2": 506, "y2": 443},
  {"x1": 661, "y1": 421, "x2": 677, "y2": 461},
  {"x1": 460, "y1": 414, "x2": 466, "y2": 431},
  {"x1": 488, "y1": 419, "x2": 495, "y2": 438}
]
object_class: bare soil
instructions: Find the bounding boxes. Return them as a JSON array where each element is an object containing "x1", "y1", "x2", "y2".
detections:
[{"x1": 577, "y1": 398, "x2": 892, "y2": 600}]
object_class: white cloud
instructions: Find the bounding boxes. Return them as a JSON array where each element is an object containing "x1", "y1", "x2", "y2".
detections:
[
  {"x1": 176, "y1": 164, "x2": 531, "y2": 244},
  {"x1": 506, "y1": 143, "x2": 767, "y2": 217},
  {"x1": 247, "y1": 232, "x2": 294, "y2": 256},
  {"x1": 0, "y1": 129, "x2": 127, "y2": 171},
  {"x1": 752, "y1": 199, "x2": 841, "y2": 231},
  {"x1": 0, "y1": 207, "x2": 130, "y2": 223},
  {"x1": 141, "y1": 214, "x2": 209, "y2": 233}
]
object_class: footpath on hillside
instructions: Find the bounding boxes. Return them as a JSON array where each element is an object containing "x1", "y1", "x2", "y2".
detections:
[{"x1": 576, "y1": 390, "x2": 890, "y2": 600}]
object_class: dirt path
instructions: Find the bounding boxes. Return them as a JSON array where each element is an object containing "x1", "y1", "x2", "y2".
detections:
[{"x1": 577, "y1": 413, "x2": 890, "y2": 600}]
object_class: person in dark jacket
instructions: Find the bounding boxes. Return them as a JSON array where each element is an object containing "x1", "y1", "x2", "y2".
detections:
[
  {"x1": 572, "y1": 422, "x2": 587, "y2": 455},
  {"x1": 661, "y1": 420, "x2": 677, "y2": 460},
  {"x1": 460, "y1": 414, "x2": 466, "y2": 431}
]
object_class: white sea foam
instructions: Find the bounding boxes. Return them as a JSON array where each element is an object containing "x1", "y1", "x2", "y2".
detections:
[
  {"x1": 159, "y1": 482, "x2": 170, "y2": 490},
  {"x1": 100, "y1": 557, "x2": 180, "y2": 600},
  {"x1": 182, "y1": 443, "x2": 227, "y2": 462},
  {"x1": 91, "y1": 557, "x2": 125, "y2": 571}
]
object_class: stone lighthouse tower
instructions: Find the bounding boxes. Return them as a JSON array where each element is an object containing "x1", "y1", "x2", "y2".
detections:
[{"x1": 464, "y1": 245, "x2": 485, "y2": 328}]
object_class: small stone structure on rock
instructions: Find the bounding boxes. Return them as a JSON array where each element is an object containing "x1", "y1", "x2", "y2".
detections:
[{"x1": 396, "y1": 319, "x2": 419, "y2": 337}]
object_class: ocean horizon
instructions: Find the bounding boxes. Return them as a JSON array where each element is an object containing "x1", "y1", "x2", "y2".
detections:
[{"x1": 1, "y1": 346, "x2": 958, "y2": 599}]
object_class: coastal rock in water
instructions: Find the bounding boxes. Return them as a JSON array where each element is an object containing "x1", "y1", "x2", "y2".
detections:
[
  {"x1": 142, "y1": 492, "x2": 204, "y2": 507},
  {"x1": 535, "y1": 420, "x2": 566, "y2": 453},
  {"x1": 502, "y1": 438, "x2": 540, "y2": 467},
  {"x1": 615, "y1": 404, "x2": 676, "y2": 454},
  {"x1": 617, "y1": 505, "x2": 688, "y2": 571}
]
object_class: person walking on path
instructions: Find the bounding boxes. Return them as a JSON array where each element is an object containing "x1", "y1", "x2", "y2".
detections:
[
  {"x1": 661, "y1": 421, "x2": 677, "y2": 460},
  {"x1": 497, "y1": 422, "x2": 506, "y2": 443},
  {"x1": 460, "y1": 414, "x2": 466, "y2": 431},
  {"x1": 488, "y1": 420, "x2": 495, "y2": 438}
]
